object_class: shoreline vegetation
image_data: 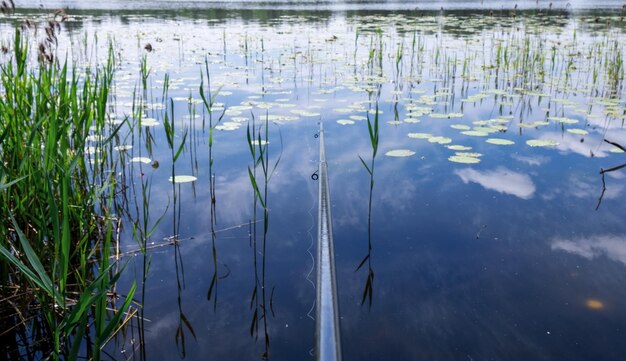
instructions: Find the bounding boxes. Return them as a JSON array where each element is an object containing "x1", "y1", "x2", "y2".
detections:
[{"x1": 0, "y1": 10, "x2": 136, "y2": 359}]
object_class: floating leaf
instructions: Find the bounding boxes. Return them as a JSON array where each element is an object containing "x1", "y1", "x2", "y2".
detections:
[
  {"x1": 408, "y1": 133, "x2": 432, "y2": 139},
  {"x1": 215, "y1": 122, "x2": 241, "y2": 131},
  {"x1": 526, "y1": 139, "x2": 559, "y2": 147},
  {"x1": 473, "y1": 126, "x2": 499, "y2": 134},
  {"x1": 131, "y1": 157, "x2": 152, "y2": 164},
  {"x1": 451, "y1": 124, "x2": 471, "y2": 130},
  {"x1": 486, "y1": 138, "x2": 515, "y2": 145},
  {"x1": 290, "y1": 110, "x2": 320, "y2": 117},
  {"x1": 168, "y1": 175, "x2": 197, "y2": 183},
  {"x1": 456, "y1": 152, "x2": 483, "y2": 158},
  {"x1": 566, "y1": 129, "x2": 588, "y2": 135},
  {"x1": 140, "y1": 118, "x2": 159, "y2": 127},
  {"x1": 447, "y1": 145, "x2": 472, "y2": 151},
  {"x1": 461, "y1": 130, "x2": 489, "y2": 137},
  {"x1": 428, "y1": 136, "x2": 452, "y2": 144},
  {"x1": 337, "y1": 119, "x2": 355, "y2": 125},
  {"x1": 448, "y1": 155, "x2": 481, "y2": 164},
  {"x1": 385, "y1": 149, "x2": 416, "y2": 157},
  {"x1": 114, "y1": 145, "x2": 132, "y2": 151},
  {"x1": 548, "y1": 117, "x2": 578, "y2": 124}
]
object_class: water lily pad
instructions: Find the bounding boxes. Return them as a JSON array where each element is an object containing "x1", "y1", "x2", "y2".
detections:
[
  {"x1": 131, "y1": 157, "x2": 152, "y2": 164},
  {"x1": 337, "y1": 119, "x2": 355, "y2": 125},
  {"x1": 566, "y1": 128, "x2": 589, "y2": 135},
  {"x1": 168, "y1": 175, "x2": 197, "y2": 183},
  {"x1": 291, "y1": 110, "x2": 320, "y2": 117},
  {"x1": 548, "y1": 117, "x2": 578, "y2": 124},
  {"x1": 251, "y1": 140, "x2": 269, "y2": 146},
  {"x1": 526, "y1": 139, "x2": 559, "y2": 147},
  {"x1": 451, "y1": 124, "x2": 471, "y2": 130},
  {"x1": 448, "y1": 145, "x2": 472, "y2": 151},
  {"x1": 114, "y1": 145, "x2": 133, "y2": 151},
  {"x1": 461, "y1": 130, "x2": 489, "y2": 137},
  {"x1": 486, "y1": 138, "x2": 515, "y2": 145},
  {"x1": 428, "y1": 136, "x2": 452, "y2": 144},
  {"x1": 403, "y1": 118, "x2": 421, "y2": 124},
  {"x1": 385, "y1": 149, "x2": 416, "y2": 157},
  {"x1": 267, "y1": 115, "x2": 300, "y2": 122},
  {"x1": 140, "y1": 118, "x2": 159, "y2": 127},
  {"x1": 456, "y1": 152, "x2": 483, "y2": 158},
  {"x1": 473, "y1": 126, "x2": 499, "y2": 134},
  {"x1": 408, "y1": 133, "x2": 432, "y2": 139},
  {"x1": 215, "y1": 122, "x2": 241, "y2": 131},
  {"x1": 448, "y1": 155, "x2": 481, "y2": 164}
]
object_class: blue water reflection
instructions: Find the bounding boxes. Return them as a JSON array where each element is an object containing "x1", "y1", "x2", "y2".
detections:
[{"x1": 4, "y1": 4, "x2": 626, "y2": 360}]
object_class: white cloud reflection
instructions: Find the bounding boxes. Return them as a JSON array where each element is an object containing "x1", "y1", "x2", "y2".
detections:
[
  {"x1": 539, "y1": 132, "x2": 612, "y2": 158},
  {"x1": 552, "y1": 235, "x2": 626, "y2": 266},
  {"x1": 455, "y1": 167, "x2": 536, "y2": 199},
  {"x1": 511, "y1": 154, "x2": 549, "y2": 166}
]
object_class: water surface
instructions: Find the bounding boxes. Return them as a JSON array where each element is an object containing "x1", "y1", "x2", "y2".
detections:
[{"x1": 2, "y1": 4, "x2": 626, "y2": 360}]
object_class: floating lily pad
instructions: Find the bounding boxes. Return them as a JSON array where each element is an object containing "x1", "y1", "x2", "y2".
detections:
[
  {"x1": 114, "y1": 145, "x2": 133, "y2": 151},
  {"x1": 140, "y1": 118, "x2": 159, "y2": 127},
  {"x1": 251, "y1": 140, "x2": 269, "y2": 146},
  {"x1": 448, "y1": 155, "x2": 481, "y2": 164},
  {"x1": 428, "y1": 136, "x2": 452, "y2": 144},
  {"x1": 566, "y1": 128, "x2": 589, "y2": 135},
  {"x1": 526, "y1": 139, "x2": 559, "y2": 147},
  {"x1": 168, "y1": 175, "x2": 197, "y2": 183},
  {"x1": 385, "y1": 149, "x2": 416, "y2": 157},
  {"x1": 473, "y1": 126, "x2": 499, "y2": 134},
  {"x1": 403, "y1": 118, "x2": 421, "y2": 124},
  {"x1": 337, "y1": 119, "x2": 355, "y2": 125},
  {"x1": 290, "y1": 110, "x2": 320, "y2": 117},
  {"x1": 215, "y1": 122, "x2": 241, "y2": 131},
  {"x1": 548, "y1": 117, "x2": 578, "y2": 124},
  {"x1": 408, "y1": 133, "x2": 432, "y2": 139},
  {"x1": 451, "y1": 124, "x2": 471, "y2": 130},
  {"x1": 131, "y1": 157, "x2": 152, "y2": 164},
  {"x1": 461, "y1": 130, "x2": 489, "y2": 137},
  {"x1": 486, "y1": 138, "x2": 515, "y2": 145},
  {"x1": 267, "y1": 115, "x2": 299, "y2": 122},
  {"x1": 448, "y1": 145, "x2": 472, "y2": 151}
]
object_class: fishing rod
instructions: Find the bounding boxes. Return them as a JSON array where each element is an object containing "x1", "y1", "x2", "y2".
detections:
[{"x1": 315, "y1": 121, "x2": 342, "y2": 361}]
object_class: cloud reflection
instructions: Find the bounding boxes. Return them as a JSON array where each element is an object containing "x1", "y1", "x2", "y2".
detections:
[
  {"x1": 455, "y1": 167, "x2": 536, "y2": 199},
  {"x1": 552, "y1": 235, "x2": 626, "y2": 266}
]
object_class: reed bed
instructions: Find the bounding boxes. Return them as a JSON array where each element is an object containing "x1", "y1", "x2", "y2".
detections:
[{"x1": 0, "y1": 28, "x2": 135, "y2": 360}]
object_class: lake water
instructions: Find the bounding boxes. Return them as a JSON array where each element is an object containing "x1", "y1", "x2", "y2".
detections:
[{"x1": 2, "y1": 3, "x2": 626, "y2": 360}]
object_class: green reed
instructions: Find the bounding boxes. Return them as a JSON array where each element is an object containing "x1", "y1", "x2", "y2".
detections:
[
  {"x1": 247, "y1": 112, "x2": 282, "y2": 358},
  {"x1": 356, "y1": 103, "x2": 379, "y2": 307},
  {"x1": 0, "y1": 29, "x2": 135, "y2": 359}
]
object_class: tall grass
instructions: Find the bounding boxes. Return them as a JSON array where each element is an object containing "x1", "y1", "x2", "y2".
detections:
[{"x1": 0, "y1": 28, "x2": 135, "y2": 359}]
